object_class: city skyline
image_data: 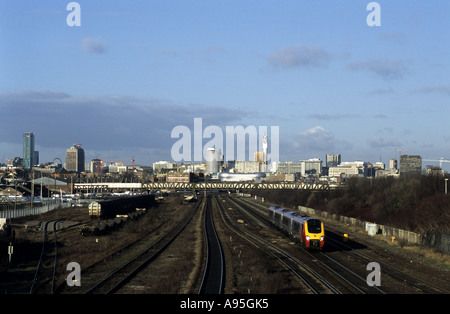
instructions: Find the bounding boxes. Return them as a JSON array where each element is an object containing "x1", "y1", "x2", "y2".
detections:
[
  {"x1": 1, "y1": 1, "x2": 449, "y2": 171},
  {"x1": 2, "y1": 131, "x2": 444, "y2": 175}
]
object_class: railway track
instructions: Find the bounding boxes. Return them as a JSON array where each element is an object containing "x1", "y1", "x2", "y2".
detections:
[
  {"x1": 57, "y1": 199, "x2": 202, "y2": 294},
  {"x1": 225, "y1": 195, "x2": 390, "y2": 294},
  {"x1": 216, "y1": 195, "x2": 343, "y2": 294},
  {"x1": 234, "y1": 195, "x2": 450, "y2": 294},
  {"x1": 324, "y1": 232, "x2": 450, "y2": 294},
  {"x1": 29, "y1": 220, "x2": 59, "y2": 294},
  {"x1": 198, "y1": 195, "x2": 224, "y2": 294}
]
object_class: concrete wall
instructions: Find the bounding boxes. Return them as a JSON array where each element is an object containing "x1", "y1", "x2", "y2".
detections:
[
  {"x1": 422, "y1": 231, "x2": 450, "y2": 255},
  {"x1": 295, "y1": 205, "x2": 448, "y2": 252}
]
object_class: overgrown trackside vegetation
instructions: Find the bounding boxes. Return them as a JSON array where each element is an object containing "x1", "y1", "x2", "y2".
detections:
[{"x1": 254, "y1": 174, "x2": 450, "y2": 234}]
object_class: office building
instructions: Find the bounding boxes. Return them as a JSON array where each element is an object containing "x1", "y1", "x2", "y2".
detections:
[
  {"x1": 400, "y1": 155, "x2": 422, "y2": 176},
  {"x1": 273, "y1": 159, "x2": 322, "y2": 176},
  {"x1": 232, "y1": 160, "x2": 260, "y2": 173},
  {"x1": 275, "y1": 161, "x2": 303, "y2": 174},
  {"x1": 326, "y1": 154, "x2": 341, "y2": 167},
  {"x1": 205, "y1": 147, "x2": 223, "y2": 173},
  {"x1": 23, "y1": 132, "x2": 35, "y2": 170},
  {"x1": 389, "y1": 159, "x2": 398, "y2": 170},
  {"x1": 254, "y1": 152, "x2": 265, "y2": 163},
  {"x1": 302, "y1": 158, "x2": 322, "y2": 177},
  {"x1": 91, "y1": 158, "x2": 102, "y2": 174},
  {"x1": 329, "y1": 161, "x2": 368, "y2": 178},
  {"x1": 66, "y1": 144, "x2": 85, "y2": 172},
  {"x1": 33, "y1": 151, "x2": 39, "y2": 166},
  {"x1": 7, "y1": 157, "x2": 23, "y2": 167},
  {"x1": 109, "y1": 162, "x2": 127, "y2": 174},
  {"x1": 153, "y1": 161, "x2": 177, "y2": 173}
]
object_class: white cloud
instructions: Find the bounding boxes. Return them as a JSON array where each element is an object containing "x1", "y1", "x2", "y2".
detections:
[
  {"x1": 267, "y1": 44, "x2": 331, "y2": 69},
  {"x1": 82, "y1": 37, "x2": 107, "y2": 54},
  {"x1": 347, "y1": 58, "x2": 409, "y2": 80},
  {"x1": 412, "y1": 85, "x2": 450, "y2": 96},
  {"x1": 293, "y1": 125, "x2": 336, "y2": 151}
]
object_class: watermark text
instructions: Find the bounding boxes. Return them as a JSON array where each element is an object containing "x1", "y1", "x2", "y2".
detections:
[{"x1": 171, "y1": 118, "x2": 279, "y2": 166}]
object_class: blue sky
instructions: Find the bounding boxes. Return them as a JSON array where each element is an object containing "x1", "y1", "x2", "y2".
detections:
[{"x1": 1, "y1": 1, "x2": 449, "y2": 171}]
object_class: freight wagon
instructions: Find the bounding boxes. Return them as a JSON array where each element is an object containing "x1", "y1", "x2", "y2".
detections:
[{"x1": 88, "y1": 194, "x2": 155, "y2": 218}]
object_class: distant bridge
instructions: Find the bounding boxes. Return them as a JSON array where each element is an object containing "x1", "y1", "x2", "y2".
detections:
[{"x1": 74, "y1": 181, "x2": 332, "y2": 192}]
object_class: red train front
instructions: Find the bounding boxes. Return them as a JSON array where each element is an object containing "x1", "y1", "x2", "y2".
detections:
[{"x1": 268, "y1": 206, "x2": 325, "y2": 250}]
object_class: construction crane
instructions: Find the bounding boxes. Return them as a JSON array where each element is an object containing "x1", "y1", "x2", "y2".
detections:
[
  {"x1": 394, "y1": 147, "x2": 413, "y2": 160},
  {"x1": 423, "y1": 157, "x2": 450, "y2": 170}
]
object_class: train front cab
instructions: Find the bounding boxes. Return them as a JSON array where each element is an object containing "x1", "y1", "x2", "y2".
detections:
[{"x1": 303, "y1": 218, "x2": 325, "y2": 250}]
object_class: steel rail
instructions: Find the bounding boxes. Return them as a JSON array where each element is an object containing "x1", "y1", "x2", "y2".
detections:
[
  {"x1": 83, "y1": 199, "x2": 202, "y2": 294},
  {"x1": 198, "y1": 196, "x2": 224, "y2": 294},
  {"x1": 325, "y1": 235, "x2": 449, "y2": 294},
  {"x1": 217, "y1": 195, "x2": 340, "y2": 294},
  {"x1": 226, "y1": 196, "x2": 375, "y2": 294},
  {"x1": 30, "y1": 220, "x2": 60, "y2": 294}
]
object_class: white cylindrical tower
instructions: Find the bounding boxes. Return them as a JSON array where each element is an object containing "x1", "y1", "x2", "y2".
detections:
[{"x1": 205, "y1": 147, "x2": 223, "y2": 173}]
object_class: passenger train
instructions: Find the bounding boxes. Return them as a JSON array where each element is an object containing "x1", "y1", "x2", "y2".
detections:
[{"x1": 268, "y1": 205, "x2": 325, "y2": 249}]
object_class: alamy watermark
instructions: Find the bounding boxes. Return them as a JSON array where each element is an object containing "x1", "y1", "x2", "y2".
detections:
[
  {"x1": 66, "y1": 262, "x2": 81, "y2": 286},
  {"x1": 66, "y1": 2, "x2": 81, "y2": 27},
  {"x1": 367, "y1": 2, "x2": 381, "y2": 27},
  {"x1": 171, "y1": 118, "x2": 279, "y2": 165},
  {"x1": 66, "y1": 2, "x2": 379, "y2": 28},
  {"x1": 366, "y1": 262, "x2": 381, "y2": 287}
]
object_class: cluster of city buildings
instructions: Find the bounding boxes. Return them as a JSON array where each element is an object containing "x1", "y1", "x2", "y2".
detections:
[
  {"x1": 0, "y1": 132, "x2": 441, "y2": 189},
  {"x1": 151, "y1": 151, "x2": 426, "y2": 183},
  {"x1": 2, "y1": 133, "x2": 139, "y2": 176}
]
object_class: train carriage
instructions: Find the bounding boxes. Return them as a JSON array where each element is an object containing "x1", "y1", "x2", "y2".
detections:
[{"x1": 268, "y1": 205, "x2": 325, "y2": 249}]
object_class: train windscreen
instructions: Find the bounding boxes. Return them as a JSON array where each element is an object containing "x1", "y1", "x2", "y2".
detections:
[{"x1": 307, "y1": 219, "x2": 322, "y2": 233}]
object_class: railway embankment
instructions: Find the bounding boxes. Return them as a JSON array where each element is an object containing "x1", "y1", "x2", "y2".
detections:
[{"x1": 249, "y1": 194, "x2": 450, "y2": 256}]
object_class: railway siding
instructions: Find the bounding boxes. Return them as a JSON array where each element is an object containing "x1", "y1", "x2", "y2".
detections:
[{"x1": 3, "y1": 192, "x2": 450, "y2": 294}]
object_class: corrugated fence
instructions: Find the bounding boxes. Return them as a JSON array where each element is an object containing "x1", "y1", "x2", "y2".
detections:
[{"x1": 0, "y1": 199, "x2": 72, "y2": 219}]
